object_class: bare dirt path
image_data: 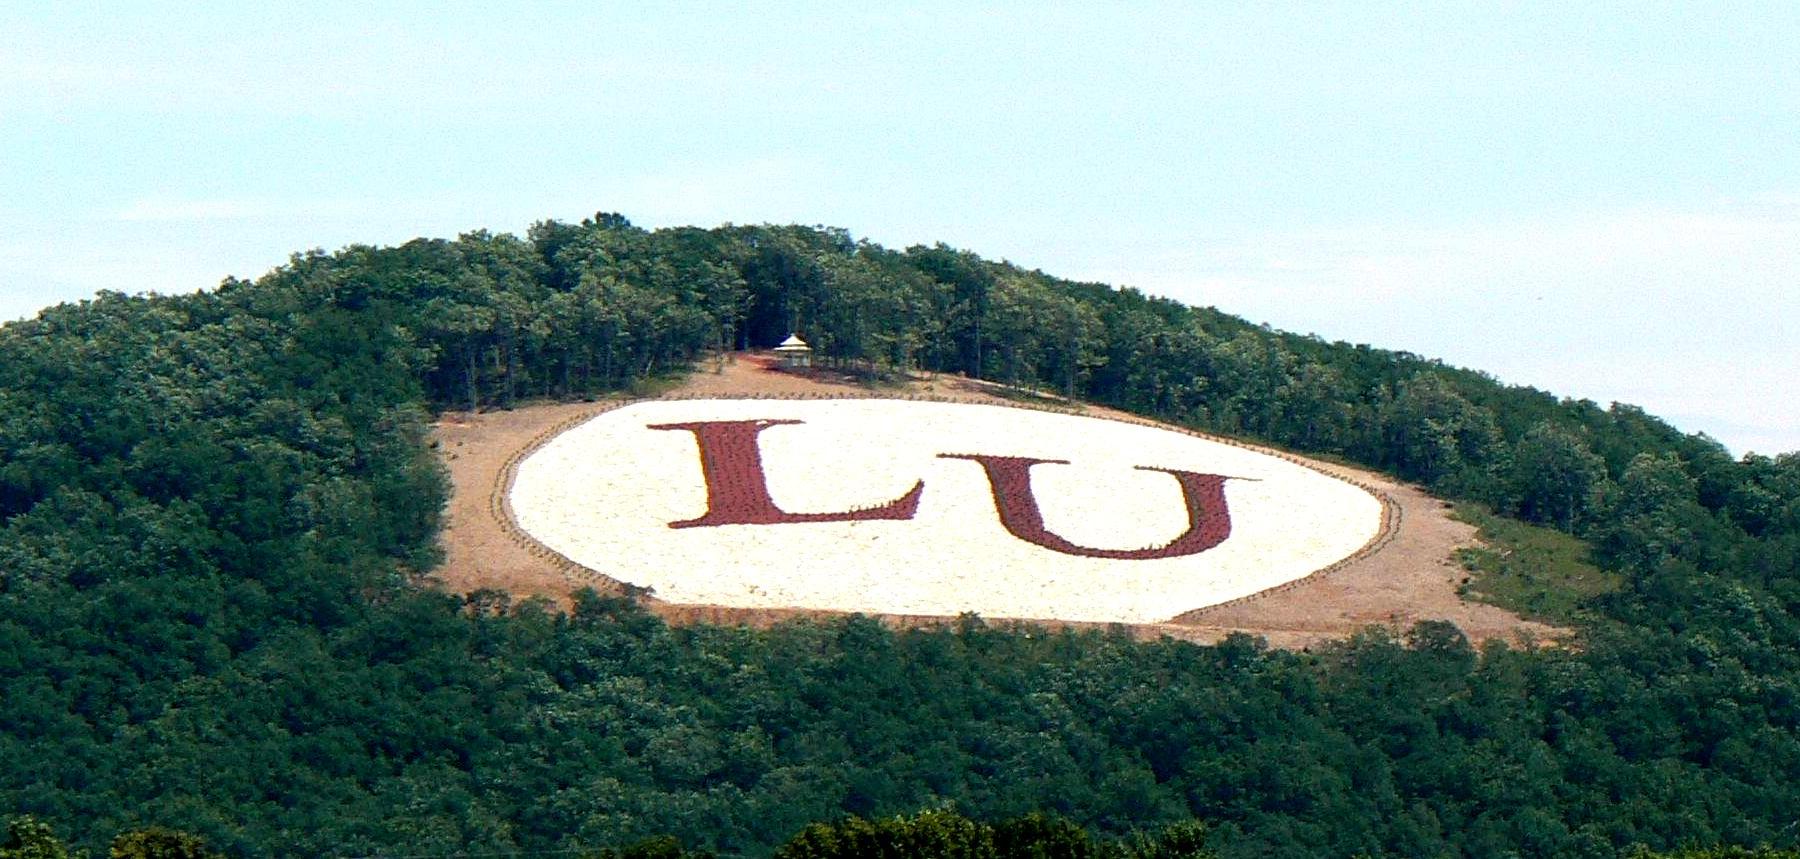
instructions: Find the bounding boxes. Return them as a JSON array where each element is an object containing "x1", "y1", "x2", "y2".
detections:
[{"x1": 429, "y1": 354, "x2": 1563, "y2": 649}]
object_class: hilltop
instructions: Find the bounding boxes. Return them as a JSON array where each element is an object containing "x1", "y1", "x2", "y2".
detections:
[{"x1": 0, "y1": 214, "x2": 1795, "y2": 857}]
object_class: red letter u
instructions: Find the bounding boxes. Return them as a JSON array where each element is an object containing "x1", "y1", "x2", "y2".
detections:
[{"x1": 939, "y1": 454, "x2": 1234, "y2": 559}]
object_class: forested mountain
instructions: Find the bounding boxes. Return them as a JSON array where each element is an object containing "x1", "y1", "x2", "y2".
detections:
[{"x1": 2, "y1": 214, "x2": 1797, "y2": 857}]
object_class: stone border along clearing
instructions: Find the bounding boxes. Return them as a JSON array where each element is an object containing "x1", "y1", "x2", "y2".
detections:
[{"x1": 487, "y1": 391, "x2": 1402, "y2": 639}]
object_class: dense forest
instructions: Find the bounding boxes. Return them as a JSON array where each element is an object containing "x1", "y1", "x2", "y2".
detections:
[{"x1": 2, "y1": 214, "x2": 1797, "y2": 857}]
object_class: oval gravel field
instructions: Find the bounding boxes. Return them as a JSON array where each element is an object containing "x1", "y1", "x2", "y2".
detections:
[{"x1": 508, "y1": 398, "x2": 1384, "y2": 624}]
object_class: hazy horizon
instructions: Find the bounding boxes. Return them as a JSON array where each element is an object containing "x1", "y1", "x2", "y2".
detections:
[{"x1": 5, "y1": 3, "x2": 1795, "y2": 454}]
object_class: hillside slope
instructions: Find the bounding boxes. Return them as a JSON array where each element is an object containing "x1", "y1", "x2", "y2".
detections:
[{"x1": 0, "y1": 214, "x2": 1795, "y2": 857}]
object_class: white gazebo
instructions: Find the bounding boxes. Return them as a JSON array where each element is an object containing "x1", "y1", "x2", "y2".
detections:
[{"x1": 773, "y1": 333, "x2": 813, "y2": 368}]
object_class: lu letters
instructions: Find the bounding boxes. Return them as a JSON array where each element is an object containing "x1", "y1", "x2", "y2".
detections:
[{"x1": 649, "y1": 418, "x2": 1236, "y2": 560}]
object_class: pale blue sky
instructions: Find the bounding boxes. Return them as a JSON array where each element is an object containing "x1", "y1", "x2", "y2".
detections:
[{"x1": 4, "y1": 3, "x2": 1796, "y2": 453}]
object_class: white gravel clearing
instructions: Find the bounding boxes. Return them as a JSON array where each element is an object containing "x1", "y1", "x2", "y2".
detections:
[{"x1": 508, "y1": 399, "x2": 1383, "y2": 624}]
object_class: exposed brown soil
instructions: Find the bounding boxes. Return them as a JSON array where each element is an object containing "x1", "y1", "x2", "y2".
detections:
[{"x1": 428, "y1": 353, "x2": 1565, "y2": 649}]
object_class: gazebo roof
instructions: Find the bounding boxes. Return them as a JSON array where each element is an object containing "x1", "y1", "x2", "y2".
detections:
[{"x1": 774, "y1": 334, "x2": 812, "y2": 352}]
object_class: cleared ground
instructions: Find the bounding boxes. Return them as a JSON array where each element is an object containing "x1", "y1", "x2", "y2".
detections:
[{"x1": 430, "y1": 354, "x2": 1564, "y2": 648}]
